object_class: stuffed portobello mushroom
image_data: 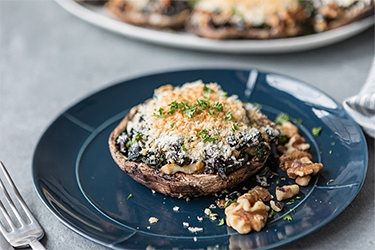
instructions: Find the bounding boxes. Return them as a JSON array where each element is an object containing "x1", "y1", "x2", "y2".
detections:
[
  {"x1": 311, "y1": 0, "x2": 374, "y2": 32},
  {"x1": 107, "y1": 0, "x2": 191, "y2": 29},
  {"x1": 109, "y1": 81, "x2": 279, "y2": 197},
  {"x1": 187, "y1": 0, "x2": 312, "y2": 39}
]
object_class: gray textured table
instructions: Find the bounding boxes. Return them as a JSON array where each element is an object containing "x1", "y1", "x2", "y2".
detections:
[{"x1": 1, "y1": 1, "x2": 374, "y2": 249}]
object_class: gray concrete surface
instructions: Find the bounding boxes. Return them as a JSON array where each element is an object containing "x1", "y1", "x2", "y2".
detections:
[{"x1": 0, "y1": 1, "x2": 374, "y2": 249}]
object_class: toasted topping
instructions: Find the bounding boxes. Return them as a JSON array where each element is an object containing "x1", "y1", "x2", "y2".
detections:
[{"x1": 118, "y1": 81, "x2": 278, "y2": 179}]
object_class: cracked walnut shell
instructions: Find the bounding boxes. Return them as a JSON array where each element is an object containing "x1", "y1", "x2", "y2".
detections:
[{"x1": 225, "y1": 186, "x2": 271, "y2": 234}]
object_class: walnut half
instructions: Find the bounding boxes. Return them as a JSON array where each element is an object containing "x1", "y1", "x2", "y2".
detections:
[
  {"x1": 275, "y1": 184, "x2": 299, "y2": 201},
  {"x1": 280, "y1": 151, "x2": 323, "y2": 180},
  {"x1": 225, "y1": 186, "x2": 271, "y2": 234}
]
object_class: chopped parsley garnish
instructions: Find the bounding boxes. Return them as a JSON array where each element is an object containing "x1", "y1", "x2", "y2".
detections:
[
  {"x1": 295, "y1": 196, "x2": 301, "y2": 200},
  {"x1": 197, "y1": 99, "x2": 210, "y2": 109},
  {"x1": 186, "y1": 106, "x2": 197, "y2": 118},
  {"x1": 166, "y1": 99, "x2": 224, "y2": 118},
  {"x1": 293, "y1": 118, "x2": 303, "y2": 124},
  {"x1": 286, "y1": 199, "x2": 295, "y2": 205},
  {"x1": 329, "y1": 150, "x2": 333, "y2": 155},
  {"x1": 269, "y1": 210, "x2": 275, "y2": 218},
  {"x1": 218, "y1": 218, "x2": 225, "y2": 226},
  {"x1": 199, "y1": 129, "x2": 219, "y2": 143},
  {"x1": 275, "y1": 113, "x2": 289, "y2": 125},
  {"x1": 232, "y1": 123, "x2": 238, "y2": 131},
  {"x1": 224, "y1": 199, "x2": 237, "y2": 208},
  {"x1": 223, "y1": 92, "x2": 228, "y2": 97},
  {"x1": 289, "y1": 209, "x2": 295, "y2": 213},
  {"x1": 327, "y1": 179, "x2": 334, "y2": 185},
  {"x1": 181, "y1": 144, "x2": 188, "y2": 152},
  {"x1": 331, "y1": 142, "x2": 335, "y2": 146},
  {"x1": 154, "y1": 108, "x2": 164, "y2": 118},
  {"x1": 312, "y1": 127, "x2": 322, "y2": 136},
  {"x1": 254, "y1": 103, "x2": 262, "y2": 110},
  {"x1": 276, "y1": 180, "x2": 280, "y2": 184},
  {"x1": 209, "y1": 213, "x2": 218, "y2": 220},
  {"x1": 203, "y1": 85, "x2": 212, "y2": 99},
  {"x1": 127, "y1": 194, "x2": 133, "y2": 200},
  {"x1": 170, "y1": 123, "x2": 175, "y2": 128},
  {"x1": 225, "y1": 111, "x2": 233, "y2": 121},
  {"x1": 168, "y1": 101, "x2": 179, "y2": 114},
  {"x1": 126, "y1": 133, "x2": 143, "y2": 148},
  {"x1": 134, "y1": 133, "x2": 143, "y2": 141},
  {"x1": 212, "y1": 102, "x2": 223, "y2": 112},
  {"x1": 278, "y1": 132, "x2": 288, "y2": 145},
  {"x1": 283, "y1": 215, "x2": 293, "y2": 221}
]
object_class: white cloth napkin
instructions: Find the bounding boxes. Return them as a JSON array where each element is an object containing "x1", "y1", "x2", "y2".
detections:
[{"x1": 343, "y1": 57, "x2": 375, "y2": 138}]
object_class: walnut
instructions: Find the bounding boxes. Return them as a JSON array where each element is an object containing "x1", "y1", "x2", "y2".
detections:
[
  {"x1": 270, "y1": 200, "x2": 284, "y2": 212},
  {"x1": 278, "y1": 134, "x2": 310, "y2": 154},
  {"x1": 280, "y1": 151, "x2": 323, "y2": 180},
  {"x1": 275, "y1": 184, "x2": 299, "y2": 201},
  {"x1": 224, "y1": 186, "x2": 271, "y2": 234},
  {"x1": 277, "y1": 121, "x2": 299, "y2": 138},
  {"x1": 296, "y1": 176, "x2": 311, "y2": 186}
]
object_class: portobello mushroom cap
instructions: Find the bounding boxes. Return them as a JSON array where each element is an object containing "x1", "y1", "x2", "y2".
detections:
[{"x1": 109, "y1": 106, "x2": 270, "y2": 198}]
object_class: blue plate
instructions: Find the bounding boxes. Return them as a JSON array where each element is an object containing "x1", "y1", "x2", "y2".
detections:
[{"x1": 32, "y1": 69, "x2": 368, "y2": 249}]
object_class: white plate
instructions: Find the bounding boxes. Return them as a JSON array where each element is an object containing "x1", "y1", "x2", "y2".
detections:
[{"x1": 56, "y1": 0, "x2": 374, "y2": 53}]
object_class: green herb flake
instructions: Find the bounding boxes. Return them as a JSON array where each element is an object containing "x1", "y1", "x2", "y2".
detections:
[
  {"x1": 127, "y1": 194, "x2": 133, "y2": 200},
  {"x1": 134, "y1": 133, "x2": 143, "y2": 141},
  {"x1": 283, "y1": 215, "x2": 293, "y2": 221},
  {"x1": 232, "y1": 123, "x2": 238, "y2": 131},
  {"x1": 269, "y1": 210, "x2": 275, "y2": 218},
  {"x1": 327, "y1": 179, "x2": 334, "y2": 185},
  {"x1": 312, "y1": 127, "x2": 322, "y2": 137},
  {"x1": 289, "y1": 209, "x2": 295, "y2": 213},
  {"x1": 186, "y1": 106, "x2": 197, "y2": 118},
  {"x1": 212, "y1": 102, "x2": 223, "y2": 112},
  {"x1": 181, "y1": 144, "x2": 188, "y2": 152},
  {"x1": 225, "y1": 111, "x2": 233, "y2": 121},
  {"x1": 295, "y1": 196, "x2": 301, "y2": 200},
  {"x1": 168, "y1": 101, "x2": 179, "y2": 114},
  {"x1": 293, "y1": 118, "x2": 303, "y2": 124},
  {"x1": 254, "y1": 103, "x2": 262, "y2": 110},
  {"x1": 278, "y1": 132, "x2": 288, "y2": 145},
  {"x1": 276, "y1": 180, "x2": 280, "y2": 185},
  {"x1": 223, "y1": 92, "x2": 228, "y2": 97},
  {"x1": 203, "y1": 85, "x2": 212, "y2": 99},
  {"x1": 329, "y1": 150, "x2": 333, "y2": 155},
  {"x1": 199, "y1": 129, "x2": 219, "y2": 143},
  {"x1": 126, "y1": 141, "x2": 133, "y2": 148},
  {"x1": 196, "y1": 99, "x2": 209, "y2": 109},
  {"x1": 209, "y1": 213, "x2": 218, "y2": 220},
  {"x1": 286, "y1": 199, "x2": 295, "y2": 205},
  {"x1": 275, "y1": 113, "x2": 289, "y2": 125},
  {"x1": 331, "y1": 142, "x2": 335, "y2": 146},
  {"x1": 208, "y1": 109, "x2": 215, "y2": 115},
  {"x1": 154, "y1": 108, "x2": 164, "y2": 118},
  {"x1": 170, "y1": 123, "x2": 175, "y2": 128},
  {"x1": 224, "y1": 199, "x2": 237, "y2": 208},
  {"x1": 218, "y1": 218, "x2": 225, "y2": 226}
]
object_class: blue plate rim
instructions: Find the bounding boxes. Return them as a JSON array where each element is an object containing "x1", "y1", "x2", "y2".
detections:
[{"x1": 31, "y1": 67, "x2": 368, "y2": 249}]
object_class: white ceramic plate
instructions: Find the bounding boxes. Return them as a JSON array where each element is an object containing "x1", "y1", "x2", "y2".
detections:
[{"x1": 56, "y1": 0, "x2": 374, "y2": 53}]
